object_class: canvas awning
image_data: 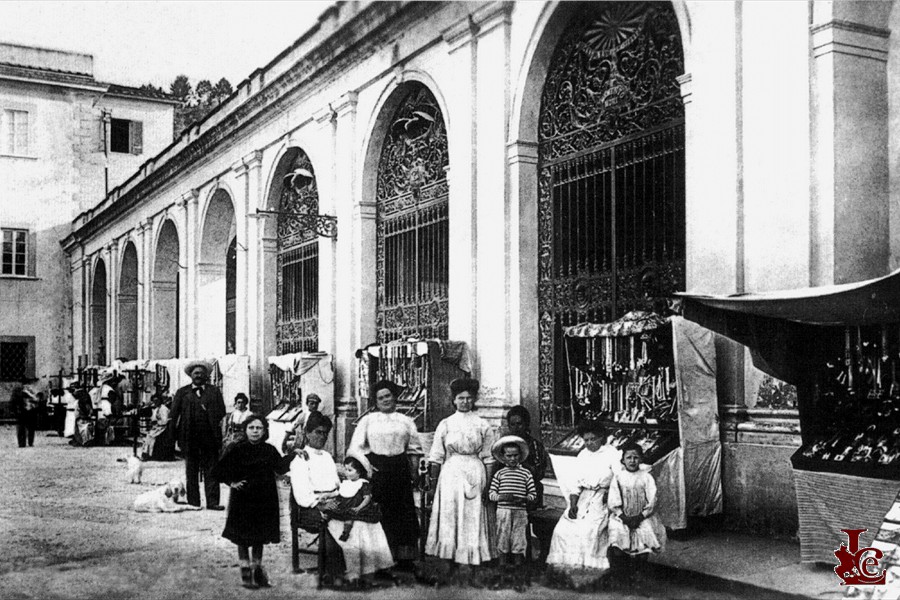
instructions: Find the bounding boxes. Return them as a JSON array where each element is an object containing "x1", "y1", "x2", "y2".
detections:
[
  {"x1": 678, "y1": 268, "x2": 900, "y2": 326},
  {"x1": 676, "y1": 269, "x2": 900, "y2": 385}
]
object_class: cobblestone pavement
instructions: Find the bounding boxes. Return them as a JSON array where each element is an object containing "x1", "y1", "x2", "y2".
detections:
[{"x1": 0, "y1": 426, "x2": 803, "y2": 600}]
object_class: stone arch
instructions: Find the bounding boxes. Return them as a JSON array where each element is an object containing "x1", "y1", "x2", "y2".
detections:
[
  {"x1": 117, "y1": 241, "x2": 139, "y2": 361},
  {"x1": 261, "y1": 146, "x2": 322, "y2": 357},
  {"x1": 91, "y1": 258, "x2": 108, "y2": 365},
  {"x1": 152, "y1": 219, "x2": 180, "y2": 359},
  {"x1": 361, "y1": 77, "x2": 451, "y2": 343},
  {"x1": 198, "y1": 187, "x2": 237, "y2": 355},
  {"x1": 514, "y1": 1, "x2": 687, "y2": 440}
]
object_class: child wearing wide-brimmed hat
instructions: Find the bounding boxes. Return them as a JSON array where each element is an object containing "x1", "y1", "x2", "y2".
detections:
[{"x1": 488, "y1": 435, "x2": 536, "y2": 587}]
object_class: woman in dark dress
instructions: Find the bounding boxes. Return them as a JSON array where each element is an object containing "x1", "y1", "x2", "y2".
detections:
[
  {"x1": 347, "y1": 379, "x2": 422, "y2": 569},
  {"x1": 212, "y1": 414, "x2": 291, "y2": 589}
]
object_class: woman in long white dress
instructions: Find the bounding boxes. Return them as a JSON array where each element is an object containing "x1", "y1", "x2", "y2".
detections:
[
  {"x1": 426, "y1": 378, "x2": 496, "y2": 570},
  {"x1": 546, "y1": 421, "x2": 620, "y2": 578}
]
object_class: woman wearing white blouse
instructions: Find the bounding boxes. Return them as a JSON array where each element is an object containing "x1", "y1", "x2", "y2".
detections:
[
  {"x1": 426, "y1": 378, "x2": 496, "y2": 569},
  {"x1": 348, "y1": 379, "x2": 422, "y2": 569}
]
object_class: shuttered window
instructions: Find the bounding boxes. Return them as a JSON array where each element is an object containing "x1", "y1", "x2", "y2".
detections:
[
  {"x1": 110, "y1": 118, "x2": 143, "y2": 154},
  {"x1": 1, "y1": 229, "x2": 35, "y2": 277}
]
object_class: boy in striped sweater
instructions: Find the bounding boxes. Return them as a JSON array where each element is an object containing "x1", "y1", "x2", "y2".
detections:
[{"x1": 489, "y1": 435, "x2": 537, "y2": 586}]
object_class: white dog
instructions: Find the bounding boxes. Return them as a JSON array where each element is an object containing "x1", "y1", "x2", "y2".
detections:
[
  {"x1": 133, "y1": 480, "x2": 200, "y2": 513},
  {"x1": 126, "y1": 456, "x2": 144, "y2": 484}
]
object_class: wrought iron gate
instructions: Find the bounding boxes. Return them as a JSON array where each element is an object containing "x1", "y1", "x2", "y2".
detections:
[
  {"x1": 277, "y1": 151, "x2": 320, "y2": 354},
  {"x1": 376, "y1": 83, "x2": 450, "y2": 342},
  {"x1": 537, "y1": 2, "x2": 686, "y2": 441}
]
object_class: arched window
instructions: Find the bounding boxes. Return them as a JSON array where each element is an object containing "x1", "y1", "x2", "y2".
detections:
[
  {"x1": 537, "y1": 2, "x2": 686, "y2": 437},
  {"x1": 277, "y1": 151, "x2": 319, "y2": 354},
  {"x1": 375, "y1": 83, "x2": 449, "y2": 342}
]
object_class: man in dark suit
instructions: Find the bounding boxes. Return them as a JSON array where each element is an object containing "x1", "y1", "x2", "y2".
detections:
[{"x1": 170, "y1": 360, "x2": 226, "y2": 510}]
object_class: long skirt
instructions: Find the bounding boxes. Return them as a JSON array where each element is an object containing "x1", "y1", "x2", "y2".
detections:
[
  {"x1": 368, "y1": 453, "x2": 420, "y2": 561},
  {"x1": 297, "y1": 506, "x2": 346, "y2": 580},
  {"x1": 425, "y1": 453, "x2": 493, "y2": 565},
  {"x1": 608, "y1": 512, "x2": 667, "y2": 555},
  {"x1": 546, "y1": 486, "x2": 611, "y2": 570},
  {"x1": 328, "y1": 520, "x2": 395, "y2": 580}
]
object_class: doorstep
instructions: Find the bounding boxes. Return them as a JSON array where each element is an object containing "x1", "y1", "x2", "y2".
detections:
[
  {"x1": 528, "y1": 509, "x2": 839, "y2": 599},
  {"x1": 649, "y1": 530, "x2": 839, "y2": 600}
]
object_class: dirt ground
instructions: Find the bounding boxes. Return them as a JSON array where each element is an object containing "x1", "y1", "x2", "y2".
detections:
[{"x1": 0, "y1": 426, "x2": 798, "y2": 600}]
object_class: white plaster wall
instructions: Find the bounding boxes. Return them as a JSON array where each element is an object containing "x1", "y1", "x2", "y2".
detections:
[
  {"x1": 741, "y1": 1, "x2": 810, "y2": 292},
  {"x1": 100, "y1": 97, "x2": 174, "y2": 195}
]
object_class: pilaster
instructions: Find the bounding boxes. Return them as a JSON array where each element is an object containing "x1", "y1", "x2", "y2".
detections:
[
  {"x1": 810, "y1": 19, "x2": 890, "y2": 284},
  {"x1": 334, "y1": 92, "x2": 357, "y2": 402},
  {"x1": 178, "y1": 189, "x2": 200, "y2": 356}
]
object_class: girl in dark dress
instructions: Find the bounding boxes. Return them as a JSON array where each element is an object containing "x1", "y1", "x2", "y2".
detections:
[{"x1": 211, "y1": 414, "x2": 291, "y2": 589}]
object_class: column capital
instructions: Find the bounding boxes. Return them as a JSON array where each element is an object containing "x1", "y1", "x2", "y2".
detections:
[
  {"x1": 811, "y1": 19, "x2": 890, "y2": 61},
  {"x1": 333, "y1": 92, "x2": 358, "y2": 118},
  {"x1": 442, "y1": 14, "x2": 479, "y2": 52},
  {"x1": 177, "y1": 189, "x2": 200, "y2": 209},
  {"x1": 506, "y1": 139, "x2": 539, "y2": 166},
  {"x1": 243, "y1": 150, "x2": 263, "y2": 171},
  {"x1": 676, "y1": 73, "x2": 693, "y2": 106},
  {"x1": 314, "y1": 104, "x2": 337, "y2": 126}
]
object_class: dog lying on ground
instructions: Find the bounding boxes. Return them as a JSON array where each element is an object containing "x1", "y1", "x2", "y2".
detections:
[
  {"x1": 133, "y1": 480, "x2": 201, "y2": 513},
  {"x1": 126, "y1": 456, "x2": 144, "y2": 484}
]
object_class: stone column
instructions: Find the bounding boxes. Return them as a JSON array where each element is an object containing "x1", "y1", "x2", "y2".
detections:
[
  {"x1": 136, "y1": 219, "x2": 151, "y2": 359},
  {"x1": 106, "y1": 241, "x2": 119, "y2": 362},
  {"x1": 179, "y1": 189, "x2": 199, "y2": 356},
  {"x1": 242, "y1": 151, "x2": 264, "y2": 393},
  {"x1": 507, "y1": 139, "x2": 539, "y2": 427},
  {"x1": 231, "y1": 154, "x2": 250, "y2": 356},
  {"x1": 441, "y1": 13, "x2": 478, "y2": 356},
  {"x1": 810, "y1": 18, "x2": 890, "y2": 285},
  {"x1": 332, "y1": 93, "x2": 356, "y2": 404},
  {"x1": 474, "y1": 3, "x2": 513, "y2": 423}
]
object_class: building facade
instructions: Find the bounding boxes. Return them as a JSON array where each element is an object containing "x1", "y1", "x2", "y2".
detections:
[
  {"x1": 0, "y1": 43, "x2": 175, "y2": 403},
  {"x1": 61, "y1": 1, "x2": 898, "y2": 535}
]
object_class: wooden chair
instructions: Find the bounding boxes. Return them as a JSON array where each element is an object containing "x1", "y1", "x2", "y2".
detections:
[{"x1": 288, "y1": 493, "x2": 327, "y2": 588}]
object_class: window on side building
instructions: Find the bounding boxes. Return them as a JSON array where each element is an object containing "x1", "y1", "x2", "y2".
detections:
[
  {"x1": 0, "y1": 337, "x2": 34, "y2": 381},
  {"x1": 2, "y1": 109, "x2": 29, "y2": 155},
  {"x1": 1, "y1": 229, "x2": 35, "y2": 277},
  {"x1": 110, "y1": 118, "x2": 143, "y2": 154}
]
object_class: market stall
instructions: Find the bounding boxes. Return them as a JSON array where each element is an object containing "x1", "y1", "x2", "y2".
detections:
[
  {"x1": 548, "y1": 311, "x2": 722, "y2": 529},
  {"x1": 355, "y1": 339, "x2": 472, "y2": 437},
  {"x1": 266, "y1": 352, "x2": 335, "y2": 455},
  {"x1": 679, "y1": 270, "x2": 900, "y2": 563}
]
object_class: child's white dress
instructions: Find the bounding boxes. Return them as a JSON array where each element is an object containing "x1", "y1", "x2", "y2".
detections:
[
  {"x1": 608, "y1": 467, "x2": 667, "y2": 555},
  {"x1": 327, "y1": 478, "x2": 395, "y2": 580}
]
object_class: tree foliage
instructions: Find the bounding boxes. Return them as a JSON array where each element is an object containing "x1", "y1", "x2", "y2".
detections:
[{"x1": 151, "y1": 74, "x2": 235, "y2": 138}]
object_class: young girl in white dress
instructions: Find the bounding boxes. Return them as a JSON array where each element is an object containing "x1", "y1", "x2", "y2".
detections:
[{"x1": 607, "y1": 442, "x2": 666, "y2": 577}]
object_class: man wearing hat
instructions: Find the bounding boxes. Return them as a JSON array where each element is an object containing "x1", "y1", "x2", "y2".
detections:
[
  {"x1": 170, "y1": 360, "x2": 226, "y2": 509},
  {"x1": 488, "y1": 434, "x2": 537, "y2": 584}
]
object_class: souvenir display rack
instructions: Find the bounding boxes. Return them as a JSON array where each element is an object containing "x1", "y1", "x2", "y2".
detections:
[
  {"x1": 550, "y1": 311, "x2": 680, "y2": 464},
  {"x1": 791, "y1": 325, "x2": 900, "y2": 480},
  {"x1": 355, "y1": 339, "x2": 469, "y2": 432}
]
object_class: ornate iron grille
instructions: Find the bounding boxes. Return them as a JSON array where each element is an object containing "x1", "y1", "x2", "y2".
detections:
[
  {"x1": 276, "y1": 151, "x2": 319, "y2": 354},
  {"x1": 0, "y1": 341, "x2": 28, "y2": 381},
  {"x1": 376, "y1": 83, "x2": 450, "y2": 343},
  {"x1": 537, "y1": 2, "x2": 685, "y2": 443}
]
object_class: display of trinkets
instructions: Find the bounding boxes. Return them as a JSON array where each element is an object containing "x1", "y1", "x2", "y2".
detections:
[
  {"x1": 564, "y1": 316, "x2": 678, "y2": 427},
  {"x1": 794, "y1": 324, "x2": 900, "y2": 478},
  {"x1": 355, "y1": 339, "x2": 469, "y2": 432},
  {"x1": 553, "y1": 312, "x2": 679, "y2": 463}
]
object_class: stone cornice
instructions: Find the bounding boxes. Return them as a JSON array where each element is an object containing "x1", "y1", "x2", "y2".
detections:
[
  {"x1": 69, "y1": 1, "x2": 441, "y2": 245},
  {"x1": 177, "y1": 189, "x2": 200, "y2": 209}
]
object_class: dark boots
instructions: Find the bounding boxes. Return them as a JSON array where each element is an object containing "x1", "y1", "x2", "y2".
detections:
[
  {"x1": 240, "y1": 566, "x2": 258, "y2": 589},
  {"x1": 255, "y1": 565, "x2": 271, "y2": 588}
]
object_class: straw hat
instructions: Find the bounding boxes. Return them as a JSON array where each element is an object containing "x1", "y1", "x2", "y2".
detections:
[
  {"x1": 491, "y1": 435, "x2": 530, "y2": 463},
  {"x1": 183, "y1": 360, "x2": 213, "y2": 376}
]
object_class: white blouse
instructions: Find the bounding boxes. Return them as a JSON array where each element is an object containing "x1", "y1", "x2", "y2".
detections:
[
  {"x1": 349, "y1": 410, "x2": 422, "y2": 457},
  {"x1": 289, "y1": 447, "x2": 340, "y2": 508},
  {"x1": 560, "y1": 444, "x2": 620, "y2": 498},
  {"x1": 428, "y1": 411, "x2": 496, "y2": 465}
]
